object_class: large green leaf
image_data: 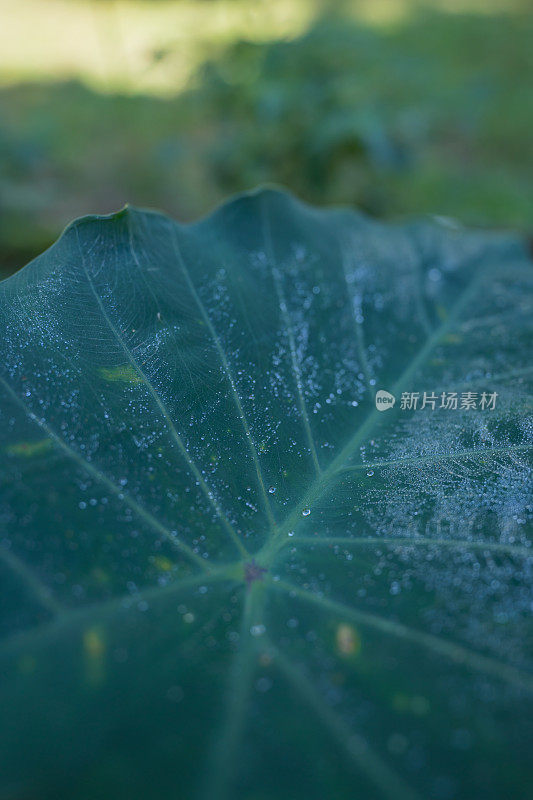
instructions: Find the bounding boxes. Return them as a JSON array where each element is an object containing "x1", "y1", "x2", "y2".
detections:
[{"x1": 0, "y1": 188, "x2": 531, "y2": 800}]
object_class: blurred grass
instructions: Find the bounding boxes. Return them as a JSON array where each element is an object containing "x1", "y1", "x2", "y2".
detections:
[{"x1": 0, "y1": 0, "x2": 532, "y2": 276}]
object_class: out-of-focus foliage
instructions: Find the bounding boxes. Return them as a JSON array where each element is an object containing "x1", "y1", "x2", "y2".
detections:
[
  {"x1": 193, "y1": 11, "x2": 533, "y2": 220},
  {"x1": 0, "y1": 2, "x2": 532, "y2": 277}
]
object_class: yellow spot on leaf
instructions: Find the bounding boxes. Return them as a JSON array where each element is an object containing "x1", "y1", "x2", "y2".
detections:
[
  {"x1": 152, "y1": 556, "x2": 174, "y2": 572},
  {"x1": 6, "y1": 439, "x2": 52, "y2": 457},
  {"x1": 99, "y1": 365, "x2": 143, "y2": 384},
  {"x1": 444, "y1": 333, "x2": 462, "y2": 344},
  {"x1": 83, "y1": 627, "x2": 106, "y2": 686},
  {"x1": 336, "y1": 623, "x2": 361, "y2": 657},
  {"x1": 84, "y1": 628, "x2": 105, "y2": 658}
]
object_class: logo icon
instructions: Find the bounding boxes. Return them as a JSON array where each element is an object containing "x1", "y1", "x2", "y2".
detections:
[{"x1": 375, "y1": 390, "x2": 396, "y2": 411}]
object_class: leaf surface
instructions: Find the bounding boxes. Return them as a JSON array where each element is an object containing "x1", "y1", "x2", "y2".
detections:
[{"x1": 0, "y1": 188, "x2": 532, "y2": 800}]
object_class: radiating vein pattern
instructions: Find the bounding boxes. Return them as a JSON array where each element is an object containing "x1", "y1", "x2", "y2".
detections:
[
  {"x1": 269, "y1": 641, "x2": 423, "y2": 800},
  {"x1": 0, "y1": 188, "x2": 531, "y2": 800},
  {"x1": 261, "y1": 198, "x2": 321, "y2": 476},
  {"x1": 167, "y1": 222, "x2": 276, "y2": 530},
  {"x1": 271, "y1": 579, "x2": 533, "y2": 693},
  {"x1": 0, "y1": 374, "x2": 208, "y2": 571},
  {"x1": 79, "y1": 233, "x2": 247, "y2": 558}
]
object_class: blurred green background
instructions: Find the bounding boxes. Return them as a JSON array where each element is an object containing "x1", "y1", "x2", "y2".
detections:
[{"x1": 0, "y1": 0, "x2": 532, "y2": 278}]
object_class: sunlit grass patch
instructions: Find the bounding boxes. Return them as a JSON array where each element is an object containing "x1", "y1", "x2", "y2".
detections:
[{"x1": 0, "y1": 0, "x2": 316, "y2": 94}]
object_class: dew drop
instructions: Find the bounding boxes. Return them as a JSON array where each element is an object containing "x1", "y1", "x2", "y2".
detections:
[
  {"x1": 302, "y1": 507, "x2": 311, "y2": 517},
  {"x1": 268, "y1": 486, "x2": 276, "y2": 494},
  {"x1": 366, "y1": 470, "x2": 374, "y2": 477}
]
